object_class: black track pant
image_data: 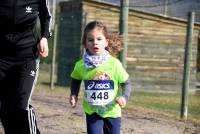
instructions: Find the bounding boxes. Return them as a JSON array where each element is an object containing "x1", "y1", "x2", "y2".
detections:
[{"x1": 0, "y1": 56, "x2": 40, "y2": 134}]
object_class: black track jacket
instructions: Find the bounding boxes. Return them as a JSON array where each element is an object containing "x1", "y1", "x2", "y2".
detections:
[{"x1": 0, "y1": 0, "x2": 51, "y2": 56}]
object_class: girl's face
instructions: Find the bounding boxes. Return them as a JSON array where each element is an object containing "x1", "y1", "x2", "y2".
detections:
[{"x1": 85, "y1": 28, "x2": 108, "y2": 55}]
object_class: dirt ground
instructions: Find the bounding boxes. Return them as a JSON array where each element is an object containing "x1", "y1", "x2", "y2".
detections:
[{"x1": 0, "y1": 91, "x2": 200, "y2": 134}]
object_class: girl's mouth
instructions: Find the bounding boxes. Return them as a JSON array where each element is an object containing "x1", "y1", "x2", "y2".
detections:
[{"x1": 93, "y1": 47, "x2": 99, "y2": 52}]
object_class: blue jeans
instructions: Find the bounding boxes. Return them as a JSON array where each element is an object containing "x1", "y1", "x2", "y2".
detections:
[{"x1": 86, "y1": 113, "x2": 121, "y2": 134}]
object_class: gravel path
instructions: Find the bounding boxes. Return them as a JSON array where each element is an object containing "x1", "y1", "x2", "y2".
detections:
[{"x1": 0, "y1": 92, "x2": 200, "y2": 134}]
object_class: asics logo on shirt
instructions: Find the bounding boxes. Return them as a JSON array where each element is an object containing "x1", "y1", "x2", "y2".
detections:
[
  {"x1": 25, "y1": 6, "x2": 32, "y2": 13},
  {"x1": 85, "y1": 80, "x2": 114, "y2": 90},
  {"x1": 88, "y1": 82, "x2": 110, "y2": 90}
]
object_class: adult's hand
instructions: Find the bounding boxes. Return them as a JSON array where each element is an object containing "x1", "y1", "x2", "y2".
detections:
[{"x1": 38, "y1": 37, "x2": 49, "y2": 57}]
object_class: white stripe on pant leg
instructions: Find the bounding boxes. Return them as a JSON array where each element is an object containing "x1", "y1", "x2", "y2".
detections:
[
  {"x1": 30, "y1": 108, "x2": 36, "y2": 134},
  {"x1": 27, "y1": 58, "x2": 40, "y2": 134},
  {"x1": 32, "y1": 109, "x2": 37, "y2": 134},
  {"x1": 28, "y1": 106, "x2": 37, "y2": 134},
  {"x1": 28, "y1": 107, "x2": 33, "y2": 134},
  {"x1": 27, "y1": 58, "x2": 40, "y2": 107}
]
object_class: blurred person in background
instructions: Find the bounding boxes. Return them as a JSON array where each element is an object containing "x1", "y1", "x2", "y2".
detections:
[{"x1": 0, "y1": 0, "x2": 51, "y2": 133}]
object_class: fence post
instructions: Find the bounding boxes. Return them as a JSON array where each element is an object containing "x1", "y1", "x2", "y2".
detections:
[
  {"x1": 180, "y1": 11, "x2": 195, "y2": 119},
  {"x1": 50, "y1": 24, "x2": 58, "y2": 90},
  {"x1": 119, "y1": 0, "x2": 129, "y2": 68}
]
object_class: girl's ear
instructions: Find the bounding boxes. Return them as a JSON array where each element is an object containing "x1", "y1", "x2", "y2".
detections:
[{"x1": 105, "y1": 39, "x2": 109, "y2": 47}]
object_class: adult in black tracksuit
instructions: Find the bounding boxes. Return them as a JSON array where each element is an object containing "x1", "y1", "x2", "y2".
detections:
[{"x1": 0, "y1": 0, "x2": 51, "y2": 133}]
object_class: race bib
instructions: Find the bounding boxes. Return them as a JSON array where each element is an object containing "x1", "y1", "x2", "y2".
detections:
[{"x1": 84, "y1": 80, "x2": 114, "y2": 106}]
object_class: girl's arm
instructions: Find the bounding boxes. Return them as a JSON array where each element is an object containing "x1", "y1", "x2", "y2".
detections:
[
  {"x1": 116, "y1": 78, "x2": 132, "y2": 108},
  {"x1": 69, "y1": 78, "x2": 81, "y2": 108},
  {"x1": 121, "y1": 78, "x2": 132, "y2": 101},
  {"x1": 70, "y1": 78, "x2": 81, "y2": 96}
]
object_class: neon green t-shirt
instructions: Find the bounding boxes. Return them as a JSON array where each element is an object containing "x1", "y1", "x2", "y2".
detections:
[{"x1": 71, "y1": 56, "x2": 129, "y2": 118}]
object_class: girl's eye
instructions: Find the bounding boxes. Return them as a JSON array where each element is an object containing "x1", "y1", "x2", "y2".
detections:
[
  {"x1": 88, "y1": 38, "x2": 94, "y2": 42},
  {"x1": 97, "y1": 38, "x2": 102, "y2": 41}
]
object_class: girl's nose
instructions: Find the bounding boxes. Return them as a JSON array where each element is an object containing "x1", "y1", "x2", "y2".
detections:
[{"x1": 93, "y1": 40, "x2": 98, "y2": 46}]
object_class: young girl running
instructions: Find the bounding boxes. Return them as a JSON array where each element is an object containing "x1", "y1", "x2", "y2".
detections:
[{"x1": 69, "y1": 21, "x2": 132, "y2": 134}]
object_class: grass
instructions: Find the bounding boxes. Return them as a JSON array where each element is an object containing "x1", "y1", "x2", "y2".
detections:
[
  {"x1": 35, "y1": 69, "x2": 68, "y2": 95},
  {"x1": 128, "y1": 91, "x2": 200, "y2": 125},
  {"x1": 35, "y1": 70, "x2": 200, "y2": 126}
]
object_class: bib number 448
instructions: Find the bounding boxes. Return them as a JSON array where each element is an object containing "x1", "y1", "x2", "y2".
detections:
[
  {"x1": 91, "y1": 91, "x2": 108, "y2": 100},
  {"x1": 85, "y1": 90, "x2": 114, "y2": 105}
]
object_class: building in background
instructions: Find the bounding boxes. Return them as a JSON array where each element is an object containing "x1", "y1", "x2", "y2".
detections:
[
  {"x1": 99, "y1": 0, "x2": 200, "y2": 22},
  {"x1": 55, "y1": 0, "x2": 200, "y2": 91},
  {"x1": 48, "y1": 0, "x2": 200, "y2": 23}
]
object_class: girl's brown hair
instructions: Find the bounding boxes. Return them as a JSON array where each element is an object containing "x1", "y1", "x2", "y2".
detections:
[
  {"x1": 107, "y1": 32, "x2": 122, "y2": 57},
  {"x1": 82, "y1": 21, "x2": 108, "y2": 46},
  {"x1": 82, "y1": 21, "x2": 122, "y2": 57}
]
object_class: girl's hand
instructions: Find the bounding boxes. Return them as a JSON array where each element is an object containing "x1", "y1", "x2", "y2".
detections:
[
  {"x1": 116, "y1": 96, "x2": 127, "y2": 108},
  {"x1": 69, "y1": 95, "x2": 78, "y2": 108}
]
